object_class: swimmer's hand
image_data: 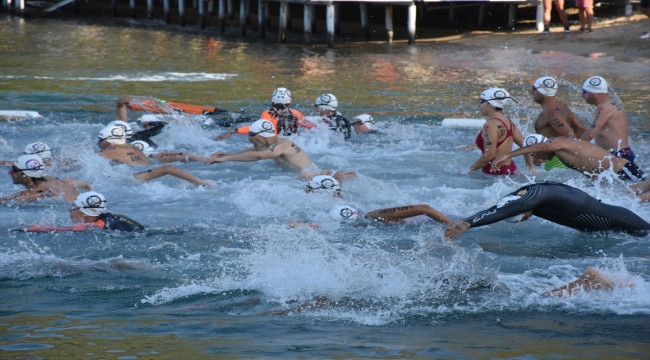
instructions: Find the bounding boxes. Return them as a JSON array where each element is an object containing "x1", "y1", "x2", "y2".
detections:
[
  {"x1": 491, "y1": 155, "x2": 510, "y2": 173},
  {"x1": 116, "y1": 95, "x2": 132, "y2": 107},
  {"x1": 204, "y1": 155, "x2": 228, "y2": 165},
  {"x1": 461, "y1": 143, "x2": 477, "y2": 150},
  {"x1": 332, "y1": 170, "x2": 357, "y2": 184},
  {"x1": 443, "y1": 221, "x2": 470, "y2": 240}
]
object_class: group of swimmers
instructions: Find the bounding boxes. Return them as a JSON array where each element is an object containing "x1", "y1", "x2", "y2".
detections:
[{"x1": 2, "y1": 76, "x2": 649, "y2": 297}]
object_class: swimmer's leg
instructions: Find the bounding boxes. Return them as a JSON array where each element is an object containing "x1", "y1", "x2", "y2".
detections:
[
  {"x1": 542, "y1": 268, "x2": 612, "y2": 297},
  {"x1": 133, "y1": 165, "x2": 215, "y2": 187},
  {"x1": 366, "y1": 204, "x2": 452, "y2": 224}
]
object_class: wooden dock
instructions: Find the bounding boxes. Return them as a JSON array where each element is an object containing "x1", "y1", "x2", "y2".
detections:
[{"x1": 4, "y1": 0, "x2": 594, "y2": 47}]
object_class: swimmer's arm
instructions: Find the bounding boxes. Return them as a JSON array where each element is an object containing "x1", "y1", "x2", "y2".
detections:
[
  {"x1": 0, "y1": 190, "x2": 41, "y2": 204},
  {"x1": 547, "y1": 110, "x2": 576, "y2": 138},
  {"x1": 116, "y1": 95, "x2": 132, "y2": 121},
  {"x1": 0, "y1": 160, "x2": 13, "y2": 166},
  {"x1": 512, "y1": 126, "x2": 535, "y2": 172},
  {"x1": 566, "y1": 109, "x2": 586, "y2": 138},
  {"x1": 469, "y1": 123, "x2": 499, "y2": 171},
  {"x1": 287, "y1": 221, "x2": 320, "y2": 230},
  {"x1": 63, "y1": 177, "x2": 92, "y2": 190},
  {"x1": 366, "y1": 205, "x2": 452, "y2": 224},
  {"x1": 295, "y1": 111, "x2": 317, "y2": 129},
  {"x1": 492, "y1": 142, "x2": 561, "y2": 171},
  {"x1": 222, "y1": 148, "x2": 280, "y2": 162},
  {"x1": 152, "y1": 152, "x2": 209, "y2": 163},
  {"x1": 580, "y1": 105, "x2": 612, "y2": 142}
]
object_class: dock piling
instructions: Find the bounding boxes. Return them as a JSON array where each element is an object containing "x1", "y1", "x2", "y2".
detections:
[
  {"x1": 279, "y1": 1, "x2": 288, "y2": 43},
  {"x1": 385, "y1": 5, "x2": 393, "y2": 43},
  {"x1": 334, "y1": 3, "x2": 340, "y2": 36},
  {"x1": 219, "y1": 0, "x2": 226, "y2": 32},
  {"x1": 179, "y1": 0, "x2": 186, "y2": 26},
  {"x1": 199, "y1": 0, "x2": 206, "y2": 28},
  {"x1": 507, "y1": 3, "x2": 516, "y2": 29},
  {"x1": 227, "y1": 0, "x2": 233, "y2": 19},
  {"x1": 259, "y1": 0, "x2": 266, "y2": 39},
  {"x1": 130, "y1": 0, "x2": 136, "y2": 18},
  {"x1": 407, "y1": 2, "x2": 416, "y2": 45},
  {"x1": 304, "y1": 3, "x2": 312, "y2": 45},
  {"x1": 164, "y1": 0, "x2": 170, "y2": 22},
  {"x1": 360, "y1": 3, "x2": 369, "y2": 38},
  {"x1": 536, "y1": 2, "x2": 544, "y2": 31},
  {"x1": 326, "y1": 2, "x2": 334, "y2": 48},
  {"x1": 147, "y1": 0, "x2": 154, "y2": 19},
  {"x1": 478, "y1": 3, "x2": 485, "y2": 26},
  {"x1": 240, "y1": 0, "x2": 247, "y2": 35}
]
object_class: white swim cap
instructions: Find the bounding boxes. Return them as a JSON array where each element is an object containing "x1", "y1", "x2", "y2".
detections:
[
  {"x1": 524, "y1": 134, "x2": 548, "y2": 147},
  {"x1": 533, "y1": 77, "x2": 558, "y2": 97},
  {"x1": 480, "y1": 88, "x2": 516, "y2": 108},
  {"x1": 24, "y1": 142, "x2": 52, "y2": 160},
  {"x1": 307, "y1": 175, "x2": 341, "y2": 193},
  {"x1": 98, "y1": 125, "x2": 127, "y2": 144},
  {"x1": 248, "y1": 120, "x2": 276, "y2": 138},
  {"x1": 107, "y1": 120, "x2": 133, "y2": 137},
  {"x1": 74, "y1": 191, "x2": 107, "y2": 217},
  {"x1": 330, "y1": 205, "x2": 362, "y2": 221},
  {"x1": 314, "y1": 93, "x2": 338, "y2": 111},
  {"x1": 271, "y1": 87, "x2": 292, "y2": 104},
  {"x1": 497, "y1": 195, "x2": 526, "y2": 223},
  {"x1": 130, "y1": 140, "x2": 155, "y2": 157},
  {"x1": 353, "y1": 114, "x2": 374, "y2": 130},
  {"x1": 583, "y1": 76, "x2": 608, "y2": 94},
  {"x1": 13, "y1": 154, "x2": 44, "y2": 178}
]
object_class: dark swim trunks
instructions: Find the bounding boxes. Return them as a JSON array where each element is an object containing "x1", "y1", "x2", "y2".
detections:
[
  {"x1": 617, "y1": 162, "x2": 646, "y2": 183},
  {"x1": 611, "y1": 147, "x2": 636, "y2": 164}
]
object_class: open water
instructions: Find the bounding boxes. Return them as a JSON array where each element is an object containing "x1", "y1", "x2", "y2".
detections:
[{"x1": 1, "y1": 15, "x2": 649, "y2": 358}]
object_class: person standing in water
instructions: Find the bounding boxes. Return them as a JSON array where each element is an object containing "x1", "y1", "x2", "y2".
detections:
[
  {"x1": 469, "y1": 88, "x2": 533, "y2": 175},
  {"x1": 313, "y1": 94, "x2": 353, "y2": 140}
]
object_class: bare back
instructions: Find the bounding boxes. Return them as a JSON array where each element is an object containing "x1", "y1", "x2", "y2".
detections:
[
  {"x1": 551, "y1": 137, "x2": 628, "y2": 176},
  {"x1": 99, "y1": 144, "x2": 151, "y2": 166},
  {"x1": 269, "y1": 138, "x2": 312, "y2": 170},
  {"x1": 590, "y1": 100, "x2": 630, "y2": 151}
]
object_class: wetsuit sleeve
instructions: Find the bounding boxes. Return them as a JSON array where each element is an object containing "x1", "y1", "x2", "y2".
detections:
[
  {"x1": 236, "y1": 126, "x2": 251, "y2": 135},
  {"x1": 101, "y1": 213, "x2": 145, "y2": 232},
  {"x1": 462, "y1": 188, "x2": 542, "y2": 228},
  {"x1": 340, "y1": 116, "x2": 352, "y2": 139},
  {"x1": 132, "y1": 122, "x2": 166, "y2": 141},
  {"x1": 293, "y1": 110, "x2": 316, "y2": 129}
]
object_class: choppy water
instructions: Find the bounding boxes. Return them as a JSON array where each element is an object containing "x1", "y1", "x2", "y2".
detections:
[{"x1": 1, "y1": 15, "x2": 649, "y2": 358}]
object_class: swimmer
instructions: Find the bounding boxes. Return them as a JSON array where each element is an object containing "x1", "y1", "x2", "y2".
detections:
[
  {"x1": 215, "y1": 88, "x2": 316, "y2": 140},
  {"x1": 18, "y1": 191, "x2": 145, "y2": 232},
  {"x1": 206, "y1": 120, "x2": 356, "y2": 181},
  {"x1": 96, "y1": 125, "x2": 214, "y2": 187},
  {"x1": 304, "y1": 175, "x2": 344, "y2": 198},
  {"x1": 313, "y1": 93, "x2": 352, "y2": 140},
  {"x1": 470, "y1": 88, "x2": 534, "y2": 175},
  {"x1": 130, "y1": 140, "x2": 209, "y2": 164},
  {"x1": 492, "y1": 135, "x2": 646, "y2": 184},
  {"x1": 0, "y1": 154, "x2": 91, "y2": 205},
  {"x1": 531, "y1": 77, "x2": 584, "y2": 139},
  {"x1": 1, "y1": 141, "x2": 74, "y2": 168},
  {"x1": 578, "y1": 76, "x2": 636, "y2": 164},
  {"x1": 351, "y1": 114, "x2": 380, "y2": 135},
  {"x1": 115, "y1": 96, "x2": 168, "y2": 147},
  {"x1": 443, "y1": 182, "x2": 650, "y2": 240},
  {"x1": 542, "y1": 268, "x2": 634, "y2": 297}
]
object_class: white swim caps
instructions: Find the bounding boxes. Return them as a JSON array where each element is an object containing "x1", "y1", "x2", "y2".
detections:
[
  {"x1": 130, "y1": 140, "x2": 155, "y2": 157},
  {"x1": 480, "y1": 88, "x2": 516, "y2": 108},
  {"x1": 354, "y1": 114, "x2": 374, "y2": 130},
  {"x1": 98, "y1": 125, "x2": 127, "y2": 144},
  {"x1": 307, "y1": 175, "x2": 341, "y2": 192},
  {"x1": 497, "y1": 195, "x2": 526, "y2": 223},
  {"x1": 271, "y1": 87, "x2": 292, "y2": 104},
  {"x1": 314, "y1": 93, "x2": 338, "y2": 111},
  {"x1": 524, "y1": 134, "x2": 548, "y2": 147},
  {"x1": 533, "y1": 76, "x2": 558, "y2": 97},
  {"x1": 330, "y1": 205, "x2": 362, "y2": 221},
  {"x1": 583, "y1": 76, "x2": 608, "y2": 94},
  {"x1": 13, "y1": 154, "x2": 44, "y2": 178},
  {"x1": 248, "y1": 120, "x2": 276, "y2": 138},
  {"x1": 24, "y1": 142, "x2": 52, "y2": 160},
  {"x1": 74, "y1": 191, "x2": 107, "y2": 217},
  {"x1": 107, "y1": 120, "x2": 133, "y2": 137}
]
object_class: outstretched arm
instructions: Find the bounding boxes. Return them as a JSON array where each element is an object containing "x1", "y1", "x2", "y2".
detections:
[
  {"x1": 0, "y1": 190, "x2": 43, "y2": 205},
  {"x1": 491, "y1": 142, "x2": 560, "y2": 172},
  {"x1": 580, "y1": 105, "x2": 612, "y2": 142},
  {"x1": 152, "y1": 152, "x2": 209, "y2": 163},
  {"x1": 512, "y1": 125, "x2": 535, "y2": 172},
  {"x1": 63, "y1": 177, "x2": 92, "y2": 190},
  {"x1": 366, "y1": 205, "x2": 452, "y2": 224}
]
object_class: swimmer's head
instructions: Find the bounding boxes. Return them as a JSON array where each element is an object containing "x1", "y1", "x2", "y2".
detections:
[
  {"x1": 130, "y1": 140, "x2": 155, "y2": 157},
  {"x1": 98, "y1": 125, "x2": 127, "y2": 145},
  {"x1": 583, "y1": 76, "x2": 608, "y2": 94},
  {"x1": 306, "y1": 175, "x2": 341, "y2": 193},
  {"x1": 353, "y1": 114, "x2": 374, "y2": 131},
  {"x1": 271, "y1": 87, "x2": 292, "y2": 105},
  {"x1": 330, "y1": 205, "x2": 363, "y2": 221},
  {"x1": 479, "y1": 88, "x2": 517, "y2": 109},
  {"x1": 73, "y1": 191, "x2": 107, "y2": 217},
  {"x1": 314, "y1": 93, "x2": 338, "y2": 111},
  {"x1": 524, "y1": 134, "x2": 548, "y2": 147},
  {"x1": 107, "y1": 120, "x2": 133, "y2": 138},
  {"x1": 13, "y1": 154, "x2": 44, "y2": 178},
  {"x1": 248, "y1": 120, "x2": 276, "y2": 138},
  {"x1": 533, "y1": 77, "x2": 558, "y2": 97},
  {"x1": 24, "y1": 142, "x2": 52, "y2": 160},
  {"x1": 497, "y1": 195, "x2": 530, "y2": 223}
]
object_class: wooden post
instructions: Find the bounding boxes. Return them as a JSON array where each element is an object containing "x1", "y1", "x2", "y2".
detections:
[
  {"x1": 179, "y1": 0, "x2": 186, "y2": 26},
  {"x1": 209, "y1": 0, "x2": 215, "y2": 16},
  {"x1": 449, "y1": 2, "x2": 455, "y2": 22},
  {"x1": 245, "y1": 0, "x2": 250, "y2": 24},
  {"x1": 311, "y1": 3, "x2": 316, "y2": 32},
  {"x1": 164, "y1": 0, "x2": 171, "y2": 23},
  {"x1": 199, "y1": 0, "x2": 206, "y2": 28},
  {"x1": 536, "y1": 1, "x2": 544, "y2": 31},
  {"x1": 147, "y1": 0, "x2": 154, "y2": 19},
  {"x1": 478, "y1": 4, "x2": 486, "y2": 26},
  {"x1": 240, "y1": 0, "x2": 247, "y2": 36},
  {"x1": 16, "y1": 0, "x2": 23, "y2": 14},
  {"x1": 625, "y1": 0, "x2": 632, "y2": 16},
  {"x1": 334, "y1": 3, "x2": 340, "y2": 36},
  {"x1": 287, "y1": 3, "x2": 292, "y2": 32},
  {"x1": 304, "y1": 3, "x2": 312, "y2": 46},
  {"x1": 385, "y1": 5, "x2": 393, "y2": 43},
  {"x1": 508, "y1": 3, "x2": 516, "y2": 29},
  {"x1": 265, "y1": 1, "x2": 270, "y2": 28},
  {"x1": 360, "y1": 3, "x2": 369, "y2": 38},
  {"x1": 326, "y1": 2, "x2": 335, "y2": 48},
  {"x1": 219, "y1": 0, "x2": 226, "y2": 32},
  {"x1": 227, "y1": 0, "x2": 233, "y2": 19},
  {"x1": 259, "y1": 0, "x2": 266, "y2": 39},
  {"x1": 279, "y1": 1, "x2": 288, "y2": 43},
  {"x1": 130, "y1": 0, "x2": 136, "y2": 18},
  {"x1": 407, "y1": 2, "x2": 416, "y2": 45},
  {"x1": 111, "y1": 0, "x2": 117, "y2": 17}
]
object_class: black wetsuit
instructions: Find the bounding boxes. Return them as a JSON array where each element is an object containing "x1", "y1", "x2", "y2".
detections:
[
  {"x1": 323, "y1": 113, "x2": 352, "y2": 140},
  {"x1": 98, "y1": 213, "x2": 146, "y2": 232},
  {"x1": 128, "y1": 122, "x2": 166, "y2": 147},
  {"x1": 463, "y1": 182, "x2": 650, "y2": 236},
  {"x1": 270, "y1": 108, "x2": 299, "y2": 136}
]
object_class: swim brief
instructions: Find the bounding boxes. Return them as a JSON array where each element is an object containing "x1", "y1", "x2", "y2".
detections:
[
  {"x1": 617, "y1": 162, "x2": 646, "y2": 183},
  {"x1": 544, "y1": 155, "x2": 570, "y2": 171},
  {"x1": 611, "y1": 147, "x2": 636, "y2": 164}
]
